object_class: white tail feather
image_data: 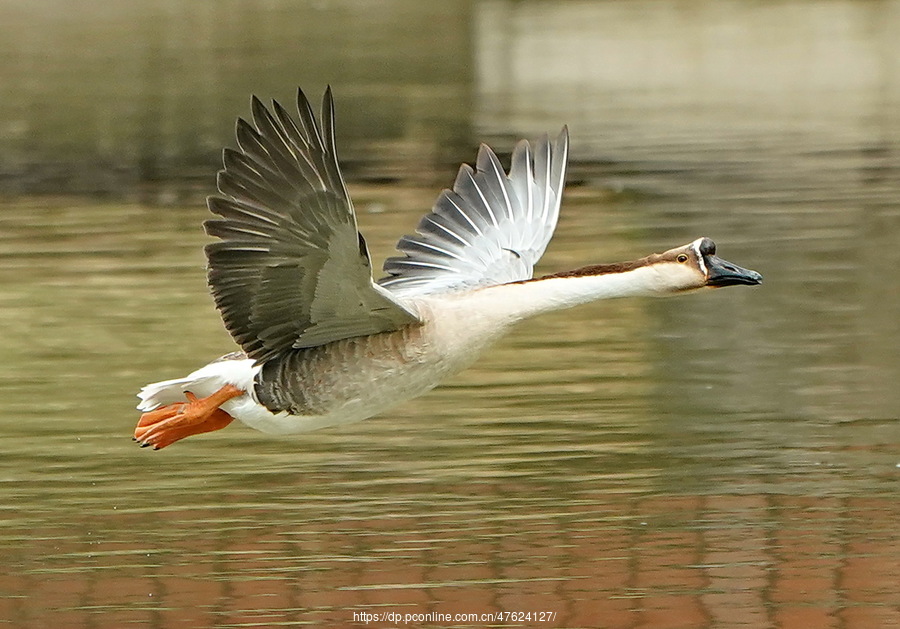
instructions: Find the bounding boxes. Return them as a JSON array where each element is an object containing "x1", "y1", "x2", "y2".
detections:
[
  {"x1": 136, "y1": 357, "x2": 259, "y2": 412},
  {"x1": 137, "y1": 377, "x2": 193, "y2": 411}
]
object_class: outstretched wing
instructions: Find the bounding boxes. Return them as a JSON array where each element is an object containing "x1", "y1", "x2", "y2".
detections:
[
  {"x1": 205, "y1": 88, "x2": 420, "y2": 363},
  {"x1": 378, "y1": 128, "x2": 569, "y2": 296}
]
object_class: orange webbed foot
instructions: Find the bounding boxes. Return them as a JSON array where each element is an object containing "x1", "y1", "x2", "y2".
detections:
[{"x1": 134, "y1": 384, "x2": 243, "y2": 450}]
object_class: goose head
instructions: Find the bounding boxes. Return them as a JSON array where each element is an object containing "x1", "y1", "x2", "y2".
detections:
[{"x1": 651, "y1": 237, "x2": 763, "y2": 292}]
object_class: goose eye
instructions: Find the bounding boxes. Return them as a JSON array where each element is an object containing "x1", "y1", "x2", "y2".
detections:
[{"x1": 677, "y1": 254, "x2": 689, "y2": 263}]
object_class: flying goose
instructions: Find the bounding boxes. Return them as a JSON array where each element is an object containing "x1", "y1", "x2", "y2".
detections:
[{"x1": 134, "y1": 88, "x2": 762, "y2": 449}]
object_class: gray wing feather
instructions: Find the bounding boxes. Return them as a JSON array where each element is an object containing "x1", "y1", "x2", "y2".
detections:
[
  {"x1": 379, "y1": 127, "x2": 569, "y2": 295},
  {"x1": 206, "y1": 88, "x2": 419, "y2": 362}
]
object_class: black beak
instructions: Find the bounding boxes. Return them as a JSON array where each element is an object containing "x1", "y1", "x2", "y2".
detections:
[{"x1": 705, "y1": 255, "x2": 763, "y2": 287}]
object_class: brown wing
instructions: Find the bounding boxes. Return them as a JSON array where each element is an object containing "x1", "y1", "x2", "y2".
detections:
[{"x1": 205, "y1": 88, "x2": 420, "y2": 363}]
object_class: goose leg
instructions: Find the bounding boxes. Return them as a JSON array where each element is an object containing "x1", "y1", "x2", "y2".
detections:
[{"x1": 134, "y1": 384, "x2": 243, "y2": 450}]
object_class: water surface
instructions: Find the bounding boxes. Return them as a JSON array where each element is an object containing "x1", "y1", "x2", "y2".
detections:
[
  {"x1": 2, "y1": 1, "x2": 900, "y2": 628},
  {"x1": 2, "y1": 171, "x2": 899, "y2": 627}
]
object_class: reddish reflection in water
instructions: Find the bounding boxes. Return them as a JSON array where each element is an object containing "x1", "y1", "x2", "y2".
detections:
[{"x1": 2, "y1": 479, "x2": 898, "y2": 628}]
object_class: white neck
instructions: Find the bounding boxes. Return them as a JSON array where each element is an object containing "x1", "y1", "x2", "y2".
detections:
[{"x1": 452, "y1": 264, "x2": 671, "y2": 326}]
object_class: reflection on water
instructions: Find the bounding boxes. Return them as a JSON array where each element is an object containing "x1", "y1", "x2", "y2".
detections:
[
  {"x1": 2, "y1": 0, "x2": 900, "y2": 627},
  {"x1": 2, "y1": 182, "x2": 899, "y2": 626}
]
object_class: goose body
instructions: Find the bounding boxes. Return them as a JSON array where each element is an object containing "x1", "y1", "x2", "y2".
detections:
[{"x1": 134, "y1": 88, "x2": 762, "y2": 449}]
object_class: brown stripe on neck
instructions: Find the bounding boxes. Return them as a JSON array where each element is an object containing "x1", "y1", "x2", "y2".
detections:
[{"x1": 531, "y1": 256, "x2": 654, "y2": 282}]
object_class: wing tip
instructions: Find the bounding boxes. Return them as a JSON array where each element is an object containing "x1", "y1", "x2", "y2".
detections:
[
  {"x1": 555, "y1": 125, "x2": 570, "y2": 157},
  {"x1": 296, "y1": 86, "x2": 313, "y2": 110}
]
